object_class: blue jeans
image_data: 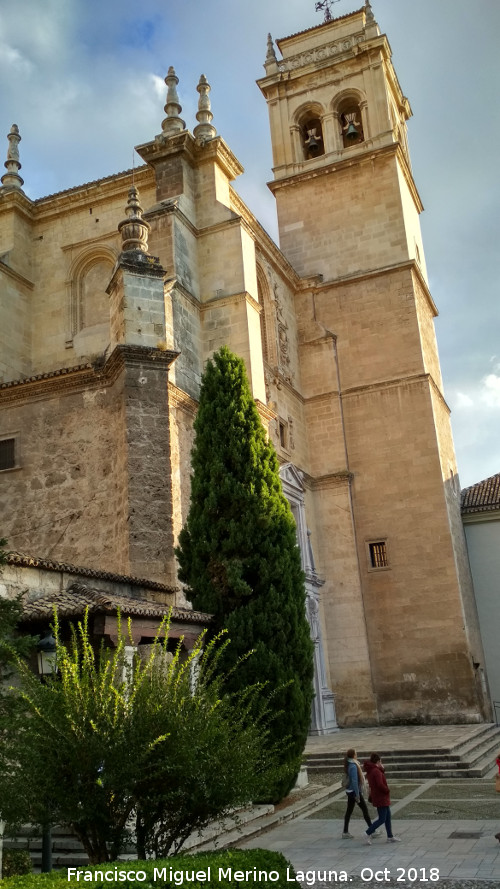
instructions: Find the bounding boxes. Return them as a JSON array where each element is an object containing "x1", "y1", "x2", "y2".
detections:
[{"x1": 366, "y1": 805, "x2": 393, "y2": 837}]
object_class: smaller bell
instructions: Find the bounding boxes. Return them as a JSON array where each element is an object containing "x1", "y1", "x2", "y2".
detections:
[
  {"x1": 345, "y1": 121, "x2": 360, "y2": 140},
  {"x1": 305, "y1": 127, "x2": 322, "y2": 157}
]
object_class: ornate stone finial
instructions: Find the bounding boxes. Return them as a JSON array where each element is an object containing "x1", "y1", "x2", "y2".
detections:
[
  {"x1": 266, "y1": 33, "x2": 277, "y2": 63},
  {"x1": 264, "y1": 33, "x2": 278, "y2": 74},
  {"x1": 193, "y1": 74, "x2": 217, "y2": 145},
  {"x1": 161, "y1": 66, "x2": 186, "y2": 137},
  {"x1": 118, "y1": 185, "x2": 151, "y2": 254},
  {"x1": 365, "y1": 0, "x2": 375, "y2": 23},
  {"x1": 1, "y1": 124, "x2": 24, "y2": 190}
]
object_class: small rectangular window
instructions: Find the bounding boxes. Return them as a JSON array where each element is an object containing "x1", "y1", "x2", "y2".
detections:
[
  {"x1": 369, "y1": 541, "x2": 388, "y2": 569},
  {"x1": 0, "y1": 438, "x2": 16, "y2": 471},
  {"x1": 278, "y1": 420, "x2": 288, "y2": 449}
]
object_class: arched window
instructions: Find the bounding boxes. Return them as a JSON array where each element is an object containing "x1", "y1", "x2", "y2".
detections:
[
  {"x1": 339, "y1": 102, "x2": 364, "y2": 147},
  {"x1": 67, "y1": 247, "x2": 116, "y2": 352},
  {"x1": 298, "y1": 109, "x2": 325, "y2": 160},
  {"x1": 333, "y1": 91, "x2": 366, "y2": 149},
  {"x1": 256, "y1": 266, "x2": 277, "y2": 366}
]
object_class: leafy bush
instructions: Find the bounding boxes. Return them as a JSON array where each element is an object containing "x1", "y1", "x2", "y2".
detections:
[
  {"x1": 0, "y1": 850, "x2": 293, "y2": 889},
  {"x1": 2, "y1": 849, "x2": 33, "y2": 878},
  {"x1": 1, "y1": 612, "x2": 284, "y2": 862}
]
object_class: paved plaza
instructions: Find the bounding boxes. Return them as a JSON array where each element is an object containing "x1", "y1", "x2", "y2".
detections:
[{"x1": 238, "y1": 725, "x2": 500, "y2": 886}]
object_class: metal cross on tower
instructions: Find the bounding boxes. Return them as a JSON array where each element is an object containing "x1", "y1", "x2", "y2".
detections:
[{"x1": 315, "y1": 0, "x2": 340, "y2": 22}]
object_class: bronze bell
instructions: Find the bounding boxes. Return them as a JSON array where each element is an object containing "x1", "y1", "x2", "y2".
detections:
[
  {"x1": 305, "y1": 127, "x2": 322, "y2": 157},
  {"x1": 345, "y1": 120, "x2": 360, "y2": 140}
]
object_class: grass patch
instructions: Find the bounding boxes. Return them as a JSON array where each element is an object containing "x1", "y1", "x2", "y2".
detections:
[
  {"x1": 417, "y1": 781, "x2": 499, "y2": 800},
  {"x1": 396, "y1": 799, "x2": 500, "y2": 819}
]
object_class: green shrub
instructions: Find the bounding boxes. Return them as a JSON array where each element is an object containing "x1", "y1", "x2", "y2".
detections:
[
  {"x1": 2, "y1": 613, "x2": 283, "y2": 862},
  {"x1": 2, "y1": 849, "x2": 33, "y2": 878},
  {"x1": 175, "y1": 347, "x2": 314, "y2": 801},
  {"x1": 1, "y1": 849, "x2": 293, "y2": 889}
]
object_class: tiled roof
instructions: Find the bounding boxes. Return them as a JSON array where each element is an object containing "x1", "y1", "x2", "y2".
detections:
[
  {"x1": 7, "y1": 552, "x2": 177, "y2": 593},
  {"x1": 277, "y1": 7, "x2": 364, "y2": 47},
  {"x1": 461, "y1": 473, "x2": 500, "y2": 514},
  {"x1": 34, "y1": 165, "x2": 149, "y2": 203},
  {"x1": 0, "y1": 364, "x2": 93, "y2": 390},
  {"x1": 21, "y1": 581, "x2": 212, "y2": 625}
]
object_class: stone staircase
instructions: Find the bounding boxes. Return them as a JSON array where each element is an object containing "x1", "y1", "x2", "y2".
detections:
[
  {"x1": 3, "y1": 825, "x2": 91, "y2": 872},
  {"x1": 305, "y1": 723, "x2": 500, "y2": 779},
  {"x1": 2, "y1": 805, "x2": 276, "y2": 872}
]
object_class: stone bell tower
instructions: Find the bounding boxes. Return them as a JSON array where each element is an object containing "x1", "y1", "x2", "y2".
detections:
[{"x1": 258, "y1": 3, "x2": 491, "y2": 724}]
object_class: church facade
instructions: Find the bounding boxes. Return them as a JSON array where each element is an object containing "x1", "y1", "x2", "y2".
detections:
[{"x1": 0, "y1": 4, "x2": 491, "y2": 727}]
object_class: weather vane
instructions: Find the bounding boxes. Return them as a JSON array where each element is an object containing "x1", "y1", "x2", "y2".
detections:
[{"x1": 315, "y1": 0, "x2": 340, "y2": 22}]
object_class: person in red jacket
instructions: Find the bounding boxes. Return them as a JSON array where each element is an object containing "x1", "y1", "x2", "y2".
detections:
[{"x1": 363, "y1": 753, "x2": 400, "y2": 844}]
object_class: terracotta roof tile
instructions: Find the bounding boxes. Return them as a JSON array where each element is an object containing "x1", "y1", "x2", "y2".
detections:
[
  {"x1": 21, "y1": 581, "x2": 212, "y2": 625},
  {"x1": 0, "y1": 364, "x2": 93, "y2": 390},
  {"x1": 34, "y1": 165, "x2": 149, "y2": 203},
  {"x1": 7, "y1": 553, "x2": 177, "y2": 594},
  {"x1": 461, "y1": 473, "x2": 500, "y2": 514}
]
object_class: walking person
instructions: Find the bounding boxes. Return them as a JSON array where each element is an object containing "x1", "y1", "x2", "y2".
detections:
[
  {"x1": 363, "y1": 753, "x2": 400, "y2": 844},
  {"x1": 342, "y1": 748, "x2": 374, "y2": 838}
]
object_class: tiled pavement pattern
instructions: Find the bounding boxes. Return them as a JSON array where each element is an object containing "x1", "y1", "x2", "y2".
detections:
[{"x1": 239, "y1": 726, "x2": 500, "y2": 887}]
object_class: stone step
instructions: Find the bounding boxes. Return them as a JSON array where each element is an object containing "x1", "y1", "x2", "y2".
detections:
[{"x1": 305, "y1": 725, "x2": 500, "y2": 780}]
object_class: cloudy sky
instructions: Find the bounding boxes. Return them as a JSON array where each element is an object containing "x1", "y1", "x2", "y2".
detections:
[{"x1": 0, "y1": 0, "x2": 498, "y2": 488}]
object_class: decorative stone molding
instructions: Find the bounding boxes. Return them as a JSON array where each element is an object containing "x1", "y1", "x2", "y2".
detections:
[
  {"x1": 279, "y1": 463, "x2": 338, "y2": 734},
  {"x1": 0, "y1": 345, "x2": 178, "y2": 407},
  {"x1": 276, "y1": 31, "x2": 366, "y2": 74}
]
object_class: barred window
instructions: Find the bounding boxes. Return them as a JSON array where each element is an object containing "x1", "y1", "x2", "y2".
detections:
[
  {"x1": 369, "y1": 541, "x2": 388, "y2": 569},
  {"x1": 0, "y1": 438, "x2": 16, "y2": 471}
]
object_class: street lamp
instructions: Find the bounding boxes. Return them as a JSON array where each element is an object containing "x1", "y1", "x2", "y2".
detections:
[
  {"x1": 36, "y1": 630, "x2": 57, "y2": 872},
  {"x1": 36, "y1": 631, "x2": 57, "y2": 677}
]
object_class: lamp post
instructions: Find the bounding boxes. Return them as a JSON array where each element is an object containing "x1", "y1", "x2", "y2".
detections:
[{"x1": 36, "y1": 631, "x2": 57, "y2": 872}]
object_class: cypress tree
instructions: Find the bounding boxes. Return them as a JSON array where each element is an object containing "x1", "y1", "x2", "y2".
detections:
[{"x1": 175, "y1": 347, "x2": 314, "y2": 799}]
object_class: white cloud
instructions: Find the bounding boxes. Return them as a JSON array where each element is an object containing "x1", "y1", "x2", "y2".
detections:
[
  {"x1": 150, "y1": 74, "x2": 165, "y2": 102},
  {"x1": 455, "y1": 392, "x2": 474, "y2": 409},
  {"x1": 0, "y1": 41, "x2": 33, "y2": 75},
  {"x1": 480, "y1": 373, "x2": 500, "y2": 408}
]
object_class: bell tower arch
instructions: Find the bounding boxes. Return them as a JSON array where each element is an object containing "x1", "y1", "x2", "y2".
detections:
[{"x1": 258, "y1": 4, "x2": 491, "y2": 725}]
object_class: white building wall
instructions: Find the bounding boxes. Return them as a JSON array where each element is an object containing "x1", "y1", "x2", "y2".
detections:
[{"x1": 464, "y1": 516, "x2": 500, "y2": 717}]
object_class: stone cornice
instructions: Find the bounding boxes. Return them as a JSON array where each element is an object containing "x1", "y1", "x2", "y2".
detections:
[
  {"x1": 62, "y1": 229, "x2": 119, "y2": 253},
  {"x1": 307, "y1": 258, "x2": 438, "y2": 318},
  {"x1": 0, "y1": 258, "x2": 34, "y2": 290},
  {"x1": 32, "y1": 166, "x2": 153, "y2": 220},
  {"x1": 200, "y1": 290, "x2": 261, "y2": 314},
  {"x1": 302, "y1": 470, "x2": 353, "y2": 491},
  {"x1": 136, "y1": 131, "x2": 244, "y2": 183},
  {"x1": 0, "y1": 345, "x2": 178, "y2": 406},
  {"x1": 255, "y1": 399, "x2": 277, "y2": 424},
  {"x1": 303, "y1": 390, "x2": 340, "y2": 405},
  {"x1": 341, "y1": 371, "x2": 450, "y2": 414},
  {"x1": 167, "y1": 278, "x2": 201, "y2": 311},
  {"x1": 230, "y1": 188, "x2": 301, "y2": 288},
  {"x1": 268, "y1": 141, "x2": 422, "y2": 213},
  {"x1": 0, "y1": 186, "x2": 34, "y2": 219},
  {"x1": 145, "y1": 198, "x2": 200, "y2": 241},
  {"x1": 168, "y1": 382, "x2": 198, "y2": 417}
]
